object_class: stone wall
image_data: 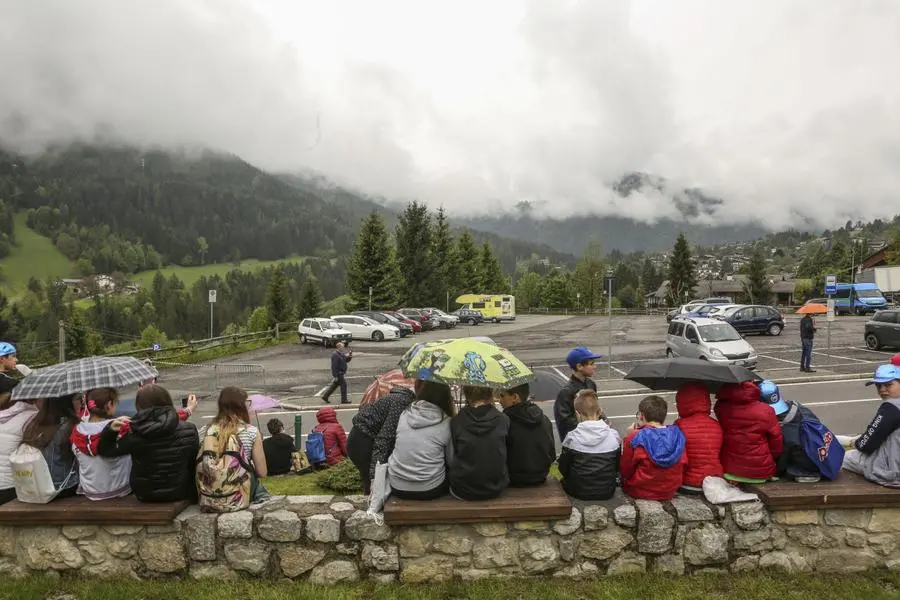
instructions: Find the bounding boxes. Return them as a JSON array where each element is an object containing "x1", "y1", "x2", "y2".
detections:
[{"x1": 2, "y1": 492, "x2": 900, "y2": 583}]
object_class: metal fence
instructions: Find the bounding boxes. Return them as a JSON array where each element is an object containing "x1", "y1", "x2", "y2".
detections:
[{"x1": 214, "y1": 363, "x2": 267, "y2": 388}]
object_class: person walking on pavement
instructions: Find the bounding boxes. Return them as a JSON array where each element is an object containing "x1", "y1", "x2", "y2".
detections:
[
  {"x1": 799, "y1": 313, "x2": 816, "y2": 373},
  {"x1": 322, "y1": 342, "x2": 351, "y2": 404}
]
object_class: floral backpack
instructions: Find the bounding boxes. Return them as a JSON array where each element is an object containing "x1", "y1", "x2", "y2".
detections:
[{"x1": 196, "y1": 424, "x2": 252, "y2": 513}]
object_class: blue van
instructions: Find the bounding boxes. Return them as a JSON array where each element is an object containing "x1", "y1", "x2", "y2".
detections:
[{"x1": 832, "y1": 283, "x2": 888, "y2": 315}]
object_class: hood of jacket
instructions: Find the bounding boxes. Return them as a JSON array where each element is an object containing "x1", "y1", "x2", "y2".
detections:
[
  {"x1": 563, "y1": 419, "x2": 621, "y2": 453},
  {"x1": 505, "y1": 401, "x2": 546, "y2": 428},
  {"x1": 631, "y1": 425, "x2": 686, "y2": 468},
  {"x1": 316, "y1": 406, "x2": 338, "y2": 424},
  {"x1": 71, "y1": 420, "x2": 111, "y2": 457},
  {"x1": 0, "y1": 400, "x2": 36, "y2": 425},
  {"x1": 716, "y1": 381, "x2": 760, "y2": 406},
  {"x1": 130, "y1": 406, "x2": 179, "y2": 439},
  {"x1": 404, "y1": 400, "x2": 447, "y2": 429},
  {"x1": 676, "y1": 382, "x2": 712, "y2": 418},
  {"x1": 458, "y1": 404, "x2": 506, "y2": 436}
]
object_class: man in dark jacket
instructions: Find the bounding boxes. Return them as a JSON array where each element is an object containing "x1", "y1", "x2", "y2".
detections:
[
  {"x1": 800, "y1": 314, "x2": 816, "y2": 373},
  {"x1": 322, "y1": 342, "x2": 350, "y2": 404},
  {"x1": 498, "y1": 383, "x2": 555, "y2": 486},
  {"x1": 449, "y1": 386, "x2": 510, "y2": 500},
  {"x1": 553, "y1": 347, "x2": 602, "y2": 442},
  {"x1": 759, "y1": 380, "x2": 822, "y2": 482}
]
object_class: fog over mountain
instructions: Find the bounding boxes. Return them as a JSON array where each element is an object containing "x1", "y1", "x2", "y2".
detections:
[{"x1": 2, "y1": 0, "x2": 899, "y2": 231}]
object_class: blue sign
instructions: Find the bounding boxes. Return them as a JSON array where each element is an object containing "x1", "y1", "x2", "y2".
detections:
[
  {"x1": 824, "y1": 275, "x2": 837, "y2": 296},
  {"x1": 152, "y1": 343, "x2": 161, "y2": 352}
]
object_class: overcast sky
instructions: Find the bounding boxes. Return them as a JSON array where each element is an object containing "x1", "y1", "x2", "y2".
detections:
[{"x1": 2, "y1": 0, "x2": 899, "y2": 229}]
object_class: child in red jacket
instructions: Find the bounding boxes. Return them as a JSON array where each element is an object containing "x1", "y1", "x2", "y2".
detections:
[
  {"x1": 620, "y1": 395, "x2": 687, "y2": 501},
  {"x1": 674, "y1": 382, "x2": 723, "y2": 491},
  {"x1": 314, "y1": 406, "x2": 348, "y2": 466},
  {"x1": 714, "y1": 381, "x2": 783, "y2": 482}
]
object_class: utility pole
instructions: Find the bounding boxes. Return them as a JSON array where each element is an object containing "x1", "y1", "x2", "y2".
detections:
[
  {"x1": 368, "y1": 286, "x2": 373, "y2": 311},
  {"x1": 605, "y1": 268, "x2": 615, "y2": 380},
  {"x1": 58, "y1": 320, "x2": 66, "y2": 363},
  {"x1": 208, "y1": 290, "x2": 217, "y2": 338}
]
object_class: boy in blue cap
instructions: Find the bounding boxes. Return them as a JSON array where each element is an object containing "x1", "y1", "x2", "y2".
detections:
[
  {"x1": 843, "y1": 364, "x2": 900, "y2": 487},
  {"x1": 0, "y1": 343, "x2": 17, "y2": 409},
  {"x1": 759, "y1": 379, "x2": 828, "y2": 482},
  {"x1": 554, "y1": 347, "x2": 603, "y2": 443}
]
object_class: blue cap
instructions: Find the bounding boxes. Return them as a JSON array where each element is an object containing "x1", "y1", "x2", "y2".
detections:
[
  {"x1": 567, "y1": 347, "x2": 603, "y2": 370},
  {"x1": 758, "y1": 380, "x2": 790, "y2": 416},
  {"x1": 867, "y1": 364, "x2": 900, "y2": 386},
  {"x1": 0, "y1": 342, "x2": 15, "y2": 357}
]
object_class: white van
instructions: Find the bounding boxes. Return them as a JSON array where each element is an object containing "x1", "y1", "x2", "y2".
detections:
[{"x1": 665, "y1": 316, "x2": 758, "y2": 369}]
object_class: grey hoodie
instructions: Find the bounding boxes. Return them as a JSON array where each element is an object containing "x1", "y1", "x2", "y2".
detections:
[{"x1": 388, "y1": 400, "x2": 453, "y2": 492}]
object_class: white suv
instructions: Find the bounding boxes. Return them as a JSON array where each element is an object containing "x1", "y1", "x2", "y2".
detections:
[
  {"x1": 666, "y1": 316, "x2": 758, "y2": 369},
  {"x1": 298, "y1": 318, "x2": 353, "y2": 347},
  {"x1": 331, "y1": 314, "x2": 400, "y2": 342}
]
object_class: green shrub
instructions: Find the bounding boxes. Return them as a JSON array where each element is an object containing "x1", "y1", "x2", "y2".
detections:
[{"x1": 316, "y1": 459, "x2": 363, "y2": 493}]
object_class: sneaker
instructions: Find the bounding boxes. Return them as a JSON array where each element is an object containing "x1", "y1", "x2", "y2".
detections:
[{"x1": 795, "y1": 475, "x2": 821, "y2": 483}]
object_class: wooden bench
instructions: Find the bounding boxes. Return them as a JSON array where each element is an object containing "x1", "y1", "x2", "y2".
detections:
[
  {"x1": 0, "y1": 495, "x2": 191, "y2": 525},
  {"x1": 744, "y1": 471, "x2": 900, "y2": 511},
  {"x1": 384, "y1": 478, "x2": 572, "y2": 525}
]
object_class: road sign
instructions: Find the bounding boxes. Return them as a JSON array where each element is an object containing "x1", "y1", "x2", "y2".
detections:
[
  {"x1": 825, "y1": 275, "x2": 837, "y2": 295},
  {"x1": 208, "y1": 290, "x2": 217, "y2": 303},
  {"x1": 603, "y1": 276, "x2": 616, "y2": 295},
  {"x1": 152, "y1": 343, "x2": 161, "y2": 352}
]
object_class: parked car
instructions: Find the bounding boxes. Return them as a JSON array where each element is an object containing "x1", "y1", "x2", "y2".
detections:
[
  {"x1": 666, "y1": 316, "x2": 758, "y2": 369},
  {"x1": 298, "y1": 318, "x2": 354, "y2": 347},
  {"x1": 398, "y1": 308, "x2": 439, "y2": 331},
  {"x1": 452, "y1": 308, "x2": 484, "y2": 325},
  {"x1": 382, "y1": 310, "x2": 422, "y2": 333},
  {"x1": 693, "y1": 297, "x2": 732, "y2": 305},
  {"x1": 865, "y1": 310, "x2": 900, "y2": 350},
  {"x1": 713, "y1": 305, "x2": 784, "y2": 336},
  {"x1": 666, "y1": 302, "x2": 707, "y2": 323},
  {"x1": 422, "y1": 307, "x2": 459, "y2": 329},
  {"x1": 330, "y1": 314, "x2": 400, "y2": 342},
  {"x1": 353, "y1": 311, "x2": 413, "y2": 337}
]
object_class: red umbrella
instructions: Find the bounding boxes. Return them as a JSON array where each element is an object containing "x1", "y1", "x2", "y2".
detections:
[{"x1": 361, "y1": 369, "x2": 416, "y2": 406}]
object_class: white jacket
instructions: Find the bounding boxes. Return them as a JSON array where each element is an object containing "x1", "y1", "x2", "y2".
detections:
[
  {"x1": 0, "y1": 402, "x2": 38, "y2": 490},
  {"x1": 72, "y1": 420, "x2": 132, "y2": 501}
]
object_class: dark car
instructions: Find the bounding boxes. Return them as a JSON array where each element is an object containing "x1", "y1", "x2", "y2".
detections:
[
  {"x1": 453, "y1": 308, "x2": 484, "y2": 326},
  {"x1": 398, "y1": 308, "x2": 437, "y2": 331},
  {"x1": 865, "y1": 310, "x2": 900, "y2": 350},
  {"x1": 714, "y1": 305, "x2": 784, "y2": 336},
  {"x1": 383, "y1": 310, "x2": 422, "y2": 333},
  {"x1": 353, "y1": 311, "x2": 413, "y2": 337}
]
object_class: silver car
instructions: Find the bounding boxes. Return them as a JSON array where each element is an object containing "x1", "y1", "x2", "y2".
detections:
[{"x1": 666, "y1": 316, "x2": 758, "y2": 369}]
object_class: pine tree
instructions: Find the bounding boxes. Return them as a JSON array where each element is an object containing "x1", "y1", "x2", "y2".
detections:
[
  {"x1": 454, "y1": 230, "x2": 481, "y2": 293},
  {"x1": 640, "y1": 257, "x2": 659, "y2": 291},
  {"x1": 666, "y1": 233, "x2": 697, "y2": 305},
  {"x1": 394, "y1": 201, "x2": 435, "y2": 306},
  {"x1": 478, "y1": 243, "x2": 506, "y2": 292},
  {"x1": 265, "y1": 268, "x2": 291, "y2": 327},
  {"x1": 430, "y1": 207, "x2": 459, "y2": 305},
  {"x1": 297, "y1": 272, "x2": 324, "y2": 320},
  {"x1": 741, "y1": 246, "x2": 772, "y2": 304},
  {"x1": 346, "y1": 213, "x2": 401, "y2": 310}
]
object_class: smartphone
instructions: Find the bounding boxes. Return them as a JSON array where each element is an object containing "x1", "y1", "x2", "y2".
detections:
[{"x1": 181, "y1": 396, "x2": 189, "y2": 408}]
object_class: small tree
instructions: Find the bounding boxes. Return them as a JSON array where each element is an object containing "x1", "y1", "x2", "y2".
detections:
[
  {"x1": 197, "y1": 236, "x2": 209, "y2": 265},
  {"x1": 514, "y1": 272, "x2": 543, "y2": 310},
  {"x1": 265, "y1": 268, "x2": 291, "y2": 327},
  {"x1": 247, "y1": 306, "x2": 270, "y2": 332},
  {"x1": 478, "y1": 243, "x2": 506, "y2": 292},
  {"x1": 740, "y1": 246, "x2": 772, "y2": 304},
  {"x1": 667, "y1": 233, "x2": 697, "y2": 306},
  {"x1": 454, "y1": 230, "x2": 481, "y2": 293},
  {"x1": 297, "y1": 276, "x2": 324, "y2": 320}
]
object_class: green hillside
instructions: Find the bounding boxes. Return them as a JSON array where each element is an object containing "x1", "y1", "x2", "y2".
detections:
[
  {"x1": 131, "y1": 256, "x2": 307, "y2": 288},
  {"x1": 0, "y1": 213, "x2": 76, "y2": 295}
]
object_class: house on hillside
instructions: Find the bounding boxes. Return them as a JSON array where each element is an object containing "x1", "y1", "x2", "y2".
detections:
[
  {"x1": 57, "y1": 278, "x2": 85, "y2": 295},
  {"x1": 646, "y1": 277, "x2": 797, "y2": 307}
]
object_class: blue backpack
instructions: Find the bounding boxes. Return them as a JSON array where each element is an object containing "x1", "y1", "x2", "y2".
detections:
[
  {"x1": 800, "y1": 420, "x2": 845, "y2": 480},
  {"x1": 306, "y1": 430, "x2": 327, "y2": 465}
]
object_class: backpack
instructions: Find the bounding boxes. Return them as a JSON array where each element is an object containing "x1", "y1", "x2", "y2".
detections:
[
  {"x1": 306, "y1": 429, "x2": 327, "y2": 465},
  {"x1": 196, "y1": 424, "x2": 252, "y2": 513},
  {"x1": 800, "y1": 420, "x2": 845, "y2": 481},
  {"x1": 10, "y1": 443, "x2": 76, "y2": 504}
]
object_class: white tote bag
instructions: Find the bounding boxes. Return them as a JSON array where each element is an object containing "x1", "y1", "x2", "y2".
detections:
[
  {"x1": 10, "y1": 444, "x2": 76, "y2": 504},
  {"x1": 367, "y1": 461, "x2": 392, "y2": 523}
]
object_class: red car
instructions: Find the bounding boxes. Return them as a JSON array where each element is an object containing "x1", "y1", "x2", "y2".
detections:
[{"x1": 383, "y1": 310, "x2": 422, "y2": 333}]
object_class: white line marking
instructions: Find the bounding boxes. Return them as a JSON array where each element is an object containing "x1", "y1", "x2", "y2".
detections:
[
  {"x1": 813, "y1": 351, "x2": 869, "y2": 363},
  {"x1": 608, "y1": 364, "x2": 628, "y2": 376},
  {"x1": 851, "y1": 346, "x2": 894, "y2": 355},
  {"x1": 551, "y1": 367, "x2": 567, "y2": 382},
  {"x1": 759, "y1": 353, "x2": 798, "y2": 365},
  {"x1": 315, "y1": 385, "x2": 329, "y2": 397},
  {"x1": 803, "y1": 398, "x2": 881, "y2": 408}
]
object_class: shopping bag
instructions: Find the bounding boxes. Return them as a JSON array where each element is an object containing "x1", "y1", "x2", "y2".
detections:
[{"x1": 367, "y1": 461, "x2": 391, "y2": 521}]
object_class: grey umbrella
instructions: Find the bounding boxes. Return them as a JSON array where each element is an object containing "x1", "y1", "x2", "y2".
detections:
[
  {"x1": 624, "y1": 358, "x2": 760, "y2": 392},
  {"x1": 10, "y1": 356, "x2": 158, "y2": 401}
]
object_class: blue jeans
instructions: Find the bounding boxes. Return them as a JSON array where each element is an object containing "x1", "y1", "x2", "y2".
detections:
[{"x1": 801, "y1": 338, "x2": 813, "y2": 370}]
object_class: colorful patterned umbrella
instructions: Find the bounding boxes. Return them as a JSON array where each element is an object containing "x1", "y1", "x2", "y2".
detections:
[{"x1": 398, "y1": 337, "x2": 533, "y2": 388}]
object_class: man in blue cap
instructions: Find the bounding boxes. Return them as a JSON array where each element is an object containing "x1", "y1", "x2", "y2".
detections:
[
  {"x1": 843, "y1": 364, "x2": 900, "y2": 487},
  {"x1": 759, "y1": 379, "x2": 828, "y2": 482},
  {"x1": 553, "y1": 347, "x2": 603, "y2": 442}
]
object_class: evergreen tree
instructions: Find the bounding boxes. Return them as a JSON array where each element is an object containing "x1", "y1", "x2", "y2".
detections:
[
  {"x1": 666, "y1": 233, "x2": 697, "y2": 305},
  {"x1": 265, "y1": 268, "x2": 291, "y2": 327},
  {"x1": 740, "y1": 246, "x2": 772, "y2": 304},
  {"x1": 640, "y1": 257, "x2": 659, "y2": 291},
  {"x1": 430, "y1": 207, "x2": 459, "y2": 303},
  {"x1": 571, "y1": 242, "x2": 605, "y2": 310},
  {"x1": 454, "y1": 230, "x2": 481, "y2": 293},
  {"x1": 478, "y1": 243, "x2": 506, "y2": 292},
  {"x1": 394, "y1": 201, "x2": 435, "y2": 306},
  {"x1": 513, "y1": 272, "x2": 543, "y2": 310},
  {"x1": 297, "y1": 274, "x2": 324, "y2": 320},
  {"x1": 346, "y1": 213, "x2": 400, "y2": 310},
  {"x1": 539, "y1": 273, "x2": 571, "y2": 309}
]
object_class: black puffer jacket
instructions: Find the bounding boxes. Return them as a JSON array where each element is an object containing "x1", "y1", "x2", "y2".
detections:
[
  {"x1": 505, "y1": 401, "x2": 555, "y2": 486},
  {"x1": 99, "y1": 406, "x2": 199, "y2": 502},
  {"x1": 352, "y1": 387, "x2": 416, "y2": 478}
]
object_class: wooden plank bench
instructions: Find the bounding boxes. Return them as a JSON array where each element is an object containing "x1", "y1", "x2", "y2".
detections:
[
  {"x1": 0, "y1": 495, "x2": 191, "y2": 526},
  {"x1": 744, "y1": 471, "x2": 900, "y2": 511},
  {"x1": 384, "y1": 478, "x2": 572, "y2": 525}
]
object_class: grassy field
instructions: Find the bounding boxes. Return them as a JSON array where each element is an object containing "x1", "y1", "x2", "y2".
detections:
[
  {"x1": 131, "y1": 256, "x2": 306, "y2": 288},
  {"x1": 7, "y1": 571, "x2": 900, "y2": 600},
  {"x1": 0, "y1": 213, "x2": 76, "y2": 296}
]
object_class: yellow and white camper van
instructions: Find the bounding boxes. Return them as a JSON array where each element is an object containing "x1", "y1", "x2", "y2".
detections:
[{"x1": 455, "y1": 294, "x2": 516, "y2": 323}]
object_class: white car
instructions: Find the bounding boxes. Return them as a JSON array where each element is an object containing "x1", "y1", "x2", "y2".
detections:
[
  {"x1": 331, "y1": 314, "x2": 400, "y2": 342},
  {"x1": 298, "y1": 318, "x2": 354, "y2": 347}
]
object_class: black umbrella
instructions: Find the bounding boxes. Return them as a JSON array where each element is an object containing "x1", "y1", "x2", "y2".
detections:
[
  {"x1": 624, "y1": 358, "x2": 760, "y2": 392},
  {"x1": 529, "y1": 370, "x2": 568, "y2": 402}
]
